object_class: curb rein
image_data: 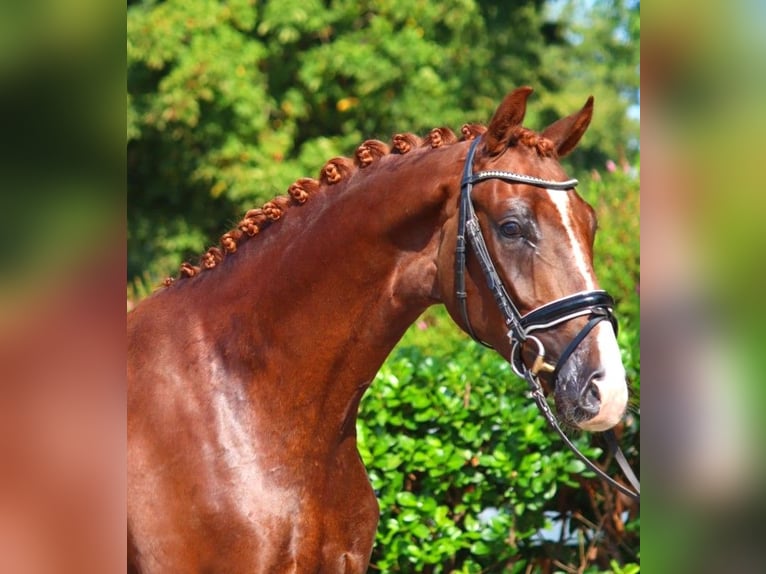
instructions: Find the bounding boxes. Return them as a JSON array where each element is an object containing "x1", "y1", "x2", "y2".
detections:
[{"x1": 455, "y1": 137, "x2": 640, "y2": 501}]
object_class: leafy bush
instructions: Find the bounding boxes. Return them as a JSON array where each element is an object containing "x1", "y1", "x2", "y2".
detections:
[{"x1": 359, "y1": 344, "x2": 593, "y2": 571}]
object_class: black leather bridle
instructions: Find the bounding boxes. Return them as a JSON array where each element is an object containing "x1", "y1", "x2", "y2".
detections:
[{"x1": 455, "y1": 136, "x2": 640, "y2": 500}]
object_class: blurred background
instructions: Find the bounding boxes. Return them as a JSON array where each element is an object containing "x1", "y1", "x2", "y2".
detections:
[
  {"x1": 1, "y1": 0, "x2": 764, "y2": 572},
  {"x1": 0, "y1": 1, "x2": 125, "y2": 573},
  {"x1": 126, "y1": 0, "x2": 640, "y2": 297},
  {"x1": 641, "y1": 1, "x2": 766, "y2": 572}
]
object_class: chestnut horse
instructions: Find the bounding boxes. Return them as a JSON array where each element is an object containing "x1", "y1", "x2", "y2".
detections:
[{"x1": 128, "y1": 87, "x2": 629, "y2": 572}]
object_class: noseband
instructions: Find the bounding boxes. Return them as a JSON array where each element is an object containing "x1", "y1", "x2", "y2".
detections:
[{"x1": 455, "y1": 136, "x2": 640, "y2": 500}]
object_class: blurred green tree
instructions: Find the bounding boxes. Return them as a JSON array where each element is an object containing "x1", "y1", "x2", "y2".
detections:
[{"x1": 127, "y1": 0, "x2": 639, "y2": 289}]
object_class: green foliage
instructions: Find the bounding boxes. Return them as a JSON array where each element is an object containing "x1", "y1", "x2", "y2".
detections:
[
  {"x1": 127, "y1": 0, "x2": 640, "y2": 289},
  {"x1": 359, "y1": 344, "x2": 598, "y2": 571},
  {"x1": 538, "y1": 0, "x2": 641, "y2": 171}
]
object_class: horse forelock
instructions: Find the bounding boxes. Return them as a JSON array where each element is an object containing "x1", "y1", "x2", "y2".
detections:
[
  {"x1": 507, "y1": 126, "x2": 557, "y2": 158},
  {"x1": 163, "y1": 121, "x2": 554, "y2": 286}
]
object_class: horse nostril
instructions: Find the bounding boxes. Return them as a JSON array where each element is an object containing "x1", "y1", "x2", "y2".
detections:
[{"x1": 578, "y1": 380, "x2": 601, "y2": 417}]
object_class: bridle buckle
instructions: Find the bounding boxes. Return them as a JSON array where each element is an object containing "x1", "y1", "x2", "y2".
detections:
[
  {"x1": 531, "y1": 355, "x2": 556, "y2": 376},
  {"x1": 511, "y1": 334, "x2": 554, "y2": 378}
]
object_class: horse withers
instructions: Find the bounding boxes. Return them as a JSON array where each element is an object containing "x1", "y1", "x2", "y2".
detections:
[{"x1": 128, "y1": 87, "x2": 629, "y2": 572}]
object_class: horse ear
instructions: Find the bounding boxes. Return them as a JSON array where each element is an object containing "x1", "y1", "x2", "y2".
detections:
[
  {"x1": 483, "y1": 86, "x2": 534, "y2": 156},
  {"x1": 541, "y1": 96, "x2": 594, "y2": 157}
]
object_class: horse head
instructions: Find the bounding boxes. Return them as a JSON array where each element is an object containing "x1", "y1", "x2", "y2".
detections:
[{"x1": 438, "y1": 87, "x2": 628, "y2": 432}]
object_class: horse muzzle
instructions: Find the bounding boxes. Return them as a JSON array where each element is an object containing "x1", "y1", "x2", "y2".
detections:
[{"x1": 548, "y1": 321, "x2": 629, "y2": 431}]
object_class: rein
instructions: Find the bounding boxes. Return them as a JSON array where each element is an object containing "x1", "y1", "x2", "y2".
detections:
[{"x1": 455, "y1": 136, "x2": 640, "y2": 501}]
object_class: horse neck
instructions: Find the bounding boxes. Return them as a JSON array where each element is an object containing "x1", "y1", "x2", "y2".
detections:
[{"x1": 201, "y1": 145, "x2": 462, "y2": 437}]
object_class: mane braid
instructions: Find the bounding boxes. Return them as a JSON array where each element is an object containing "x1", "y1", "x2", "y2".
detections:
[
  {"x1": 321, "y1": 157, "x2": 356, "y2": 185},
  {"x1": 165, "y1": 119, "x2": 556, "y2": 287},
  {"x1": 355, "y1": 140, "x2": 389, "y2": 167},
  {"x1": 391, "y1": 133, "x2": 422, "y2": 154},
  {"x1": 508, "y1": 126, "x2": 557, "y2": 158},
  {"x1": 425, "y1": 127, "x2": 458, "y2": 148},
  {"x1": 460, "y1": 123, "x2": 487, "y2": 140}
]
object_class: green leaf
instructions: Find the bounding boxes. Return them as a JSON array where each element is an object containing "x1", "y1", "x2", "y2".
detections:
[{"x1": 395, "y1": 491, "x2": 418, "y2": 508}]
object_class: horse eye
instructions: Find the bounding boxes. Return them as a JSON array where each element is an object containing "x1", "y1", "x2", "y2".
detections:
[{"x1": 500, "y1": 220, "x2": 522, "y2": 238}]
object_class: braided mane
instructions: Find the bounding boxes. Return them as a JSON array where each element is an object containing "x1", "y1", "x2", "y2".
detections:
[{"x1": 165, "y1": 122, "x2": 554, "y2": 286}]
